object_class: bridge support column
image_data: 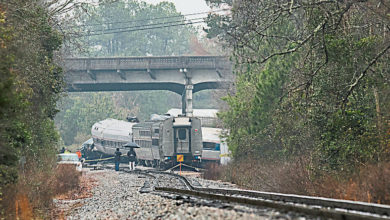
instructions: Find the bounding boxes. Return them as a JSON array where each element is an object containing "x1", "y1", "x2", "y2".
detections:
[
  {"x1": 182, "y1": 83, "x2": 193, "y2": 117},
  {"x1": 181, "y1": 68, "x2": 193, "y2": 117}
]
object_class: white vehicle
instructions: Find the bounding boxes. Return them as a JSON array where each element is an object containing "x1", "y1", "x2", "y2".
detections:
[
  {"x1": 201, "y1": 127, "x2": 231, "y2": 165},
  {"x1": 57, "y1": 153, "x2": 82, "y2": 172}
]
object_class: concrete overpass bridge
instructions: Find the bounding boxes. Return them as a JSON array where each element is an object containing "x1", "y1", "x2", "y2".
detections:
[{"x1": 64, "y1": 56, "x2": 233, "y2": 116}]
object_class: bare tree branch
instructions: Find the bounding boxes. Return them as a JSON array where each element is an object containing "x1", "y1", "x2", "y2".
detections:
[
  {"x1": 343, "y1": 43, "x2": 390, "y2": 105},
  {"x1": 257, "y1": 20, "x2": 328, "y2": 64}
]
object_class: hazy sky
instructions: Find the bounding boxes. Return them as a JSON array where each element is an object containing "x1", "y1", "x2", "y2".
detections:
[{"x1": 143, "y1": 0, "x2": 211, "y2": 15}]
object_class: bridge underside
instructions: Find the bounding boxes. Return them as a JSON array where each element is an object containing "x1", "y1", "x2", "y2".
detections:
[
  {"x1": 67, "y1": 82, "x2": 230, "y2": 94},
  {"x1": 64, "y1": 56, "x2": 233, "y2": 116}
]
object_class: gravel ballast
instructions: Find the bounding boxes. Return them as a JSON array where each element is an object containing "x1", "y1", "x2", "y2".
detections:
[{"x1": 62, "y1": 168, "x2": 310, "y2": 219}]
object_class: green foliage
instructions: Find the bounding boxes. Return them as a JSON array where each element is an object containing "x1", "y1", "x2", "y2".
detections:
[
  {"x1": 56, "y1": 93, "x2": 134, "y2": 145},
  {"x1": 55, "y1": 91, "x2": 182, "y2": 145},
  {"x1": 72, "y1": 0, "x2": 194, "y2": 56},
  {"x1": 0, "y1": 0, "x2": 65, "y2": 210},
  {"x1": 207, "y1": 0, "x2": 390, "y2": 172}
]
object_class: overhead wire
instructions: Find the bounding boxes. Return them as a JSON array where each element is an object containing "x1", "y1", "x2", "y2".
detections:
[
  {"x1": 66, "y1": 8, "x2": 230, "y2": 37},
  {"x1": 85, "y1": 16, "x2": 206, "y2": 34},
  {"x1": 81, "y1": 19, "x2": 206, "y2": 37},
  {"x1": 67, "y1": 8, "x2": 229, "y2": 28}
]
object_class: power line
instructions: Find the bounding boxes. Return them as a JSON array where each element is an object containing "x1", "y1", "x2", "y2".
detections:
[
  {"x1": 85, "y1": 17, "x2": 205, "y2": 35},
  {"x1": 77, "y1": 20, "x2": 205, "y2": 37},
  {"x1": 67, "y1": 8, "x2": 228, "y2": 28}
]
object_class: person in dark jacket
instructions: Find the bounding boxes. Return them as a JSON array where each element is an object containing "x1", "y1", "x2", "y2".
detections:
[
  {"x1": 127, "y1": 148, "x2": 136, "y2": 170},
  {"x1": 114, "y1": 148, "x2": 122, "y2": 171}
]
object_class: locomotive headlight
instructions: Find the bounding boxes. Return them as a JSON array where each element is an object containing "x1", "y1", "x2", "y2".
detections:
[{"x1": 164, "y1": 156, "x2": 171, "y2": 160}]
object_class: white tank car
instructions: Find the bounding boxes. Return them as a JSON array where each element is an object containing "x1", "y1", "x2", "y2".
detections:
[{"x1": 91, "y1": 119, "x2": 137, "y2": 156}]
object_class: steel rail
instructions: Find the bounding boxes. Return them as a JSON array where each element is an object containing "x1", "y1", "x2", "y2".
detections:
[
  {"x1": 192, "y1": 187, "x2": 390, "y2": 217},
  {"x1": 145, "y1": 170, "x2": 194, "y2": 190},
  {"x1": 151, "y1": 171, "x2": 390, "y2": 220},
  {"x1": 150, "y1": 170, "x2": 390, "y2": 218},
  {"x1": 95, "y1": 164, "x2": 390, "y2": 219},
  {"x1": 155, "y1": 187, "x2": 389, "y2": 220}
]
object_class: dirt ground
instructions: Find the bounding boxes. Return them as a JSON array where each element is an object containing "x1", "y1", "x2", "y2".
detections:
[{"x1": 52, "y1": 169, "x2": 98, "y2": 219}]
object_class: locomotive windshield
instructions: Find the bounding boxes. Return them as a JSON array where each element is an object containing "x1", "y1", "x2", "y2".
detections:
[{"x1": 178, "y1": 128, "x2": 187, "y2": 140}]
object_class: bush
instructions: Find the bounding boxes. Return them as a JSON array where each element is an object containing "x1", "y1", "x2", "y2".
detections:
[
  {"x1": 203, "y1": 163, "x2": 224, "y2": 180},
  {"x1": 54, "y1": 164, "x2": 82, "y2": 195},
  {"x1": 1, "y1": 161, "x2": 81, "y2": 219},
  {"x1": 208, "y1": 157, "x2": 390, "y2": 205},
  {"x1": 314, "y1": 162, "x2": 390, "y2": 204}
]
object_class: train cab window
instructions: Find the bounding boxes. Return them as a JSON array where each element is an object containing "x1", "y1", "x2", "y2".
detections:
[
  {"x1": 215, "y1": 143, "x2": 221, "y2": 151},
  {"x1": 178, "y1": 128, "x2": 187, "y2": 140},
  {"x1": 154, "y1": 129, "x2": 159, "y2": 134},
  {"x1": 203, "y1": 142, "x2": 219, "y2": 150}
]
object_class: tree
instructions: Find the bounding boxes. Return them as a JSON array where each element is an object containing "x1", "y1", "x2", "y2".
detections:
[
  {"x1": 71, "y1": 0, "x2": 194, "y2": 57},
  {"x1": 1, "y1": 0, "x2": 67, "y2": 216},
  {"x1": 206, "y1": 0, "x2": 389, "y2": 170}
]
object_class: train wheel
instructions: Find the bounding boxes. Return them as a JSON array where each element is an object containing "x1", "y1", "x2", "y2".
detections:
[
  {"x1": 145, "y1": 160, "x2": 151, "y2": 167},
  {"x1": 152, "y1": 160, "x2": 158, "y2": 168},
  {"x1": 159, "y1": 162, "x2": 167, "y2": 170}
]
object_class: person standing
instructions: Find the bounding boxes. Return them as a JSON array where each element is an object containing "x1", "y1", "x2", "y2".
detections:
[
  {"x1": 114, "y1": 148, "x2": 122, "y2": 171},
  {"x1": 127, "y1": 148, "x2": 136, "y2": 170},
  {"x1": 76, "y1": 150, "x2": 82, "y2": 159}
]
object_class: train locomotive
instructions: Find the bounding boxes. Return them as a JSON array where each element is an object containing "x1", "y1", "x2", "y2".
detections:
[{"x1": 89, "y1": 115, "x2": 203, "y2": 168}]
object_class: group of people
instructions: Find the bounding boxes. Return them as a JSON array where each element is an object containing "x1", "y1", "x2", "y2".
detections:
[
  {"x1": 59, "y1": 147, "x2": 82, "y2": 158},
  {"x1": 114, "y1": 148, "x2": 137, "y2": 171}
]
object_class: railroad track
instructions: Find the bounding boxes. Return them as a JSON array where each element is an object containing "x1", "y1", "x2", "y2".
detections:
[
  {"x1": 149, "y1": 172, "x2": 390, "y2": 220},
  {"x1": 88, "y1": 164, "x2": 390, "y2": 219}
]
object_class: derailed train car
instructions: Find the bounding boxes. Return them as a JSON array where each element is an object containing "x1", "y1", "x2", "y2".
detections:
[{"x1": 90, "y1": 115, "x2": 203, "y2": 168}]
